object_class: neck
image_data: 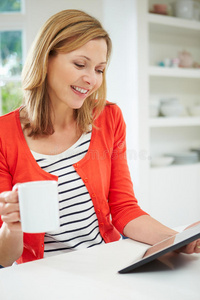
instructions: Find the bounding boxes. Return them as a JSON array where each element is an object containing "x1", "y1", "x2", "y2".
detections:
[{"x1": 51, "y1": 104, "x2": 76, "y2": 131}]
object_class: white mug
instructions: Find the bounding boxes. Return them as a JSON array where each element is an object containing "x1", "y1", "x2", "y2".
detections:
[
  {"x1": 174, "y1": 0, "x2": 199, "y2": 20},
  {"x1": 18, "y1": 180, "x2": 60, "y2": 233}
]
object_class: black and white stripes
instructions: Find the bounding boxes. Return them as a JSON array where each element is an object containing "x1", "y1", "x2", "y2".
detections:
[{"x1": 31, "y1": 130, "x2": 104, "y2": 257}]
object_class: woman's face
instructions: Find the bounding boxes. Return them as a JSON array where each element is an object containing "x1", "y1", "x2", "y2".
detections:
[{"x1": 47, "y1": 38, "x2": 107, "y2": 111}]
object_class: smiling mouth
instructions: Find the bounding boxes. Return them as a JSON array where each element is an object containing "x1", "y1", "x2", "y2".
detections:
[{"x1": 71, "y1": 85, "x2": 89, "y2": 94}]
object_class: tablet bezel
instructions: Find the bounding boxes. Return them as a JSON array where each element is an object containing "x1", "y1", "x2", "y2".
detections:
[{"x1": 118, "y1": 223, "x2": 200, "y2": 274}]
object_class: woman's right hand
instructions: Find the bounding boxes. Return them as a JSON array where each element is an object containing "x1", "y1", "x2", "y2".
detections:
[
  {"x1": 0, "y1": 185, "x2": 22, "y2": 232},
  {"x1": 0, "y1": 185, "x2": 23, "y2": 267}
]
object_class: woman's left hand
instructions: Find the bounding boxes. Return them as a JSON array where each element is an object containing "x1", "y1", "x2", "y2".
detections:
[
  {"x1": 177, "y1": 221, "x2": 200, "y2": 254},
  {"x1": 178, "y1": 239, "x2": 200, "y2": 254}
]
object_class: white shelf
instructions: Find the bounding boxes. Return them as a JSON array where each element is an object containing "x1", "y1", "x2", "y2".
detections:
[
  {"x1": 148, "y1": 13, "x2": 200, "y2": 32},
  {"x1": 149, "y1": 66, "x2": 200, "y2": 78},
  {"x1": 149, "y1": 117, "x2": 200, "y2": 127},
  {"x1": 150, "y1": 162, "x2": 200, "y2": 171}
]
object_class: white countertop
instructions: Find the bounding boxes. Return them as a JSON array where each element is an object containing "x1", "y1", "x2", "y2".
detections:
[{"x1": 0, "y1": 238, "x2": 199, "y2": 300}]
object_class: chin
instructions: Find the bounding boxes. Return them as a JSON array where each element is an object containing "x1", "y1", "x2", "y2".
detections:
[{"x1": 72, "y1": 99, "x2": 86, "y2": 110}]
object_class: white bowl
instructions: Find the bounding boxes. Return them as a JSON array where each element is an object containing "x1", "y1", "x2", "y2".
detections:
[
  {"x1": 166, "y1": 152, "x2": 199, "y2": 165},
  {"x1": 160, "y1": 104, "x2": 184, "y2": 117},
  {"x1": 151, "y1": 156, "x2": 174, "y2": 167}
]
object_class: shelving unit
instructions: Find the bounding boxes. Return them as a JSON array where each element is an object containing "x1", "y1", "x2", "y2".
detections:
[{"x1": 136, "y1": 0, "x2": 200, "y2": 227}]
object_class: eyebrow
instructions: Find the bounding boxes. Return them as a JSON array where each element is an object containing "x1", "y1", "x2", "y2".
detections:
[{"x1": 75, "y1": 55, "x2": 107, "y2": 65}]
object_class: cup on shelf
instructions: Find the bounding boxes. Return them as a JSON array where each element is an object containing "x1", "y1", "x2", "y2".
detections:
[
  {"x1": 172, "y1": 58, "x2": 180, "y2": 68},
  {"x1": 164, "y1": 58, "x2": 172, "y2": 67},
  {"x1": 178, "y1": 50, "x2": 193, "y2": 68},
  {"x1": 174, "y1": 0, "x2": 200, "y2": 20},
  {"x1": 153, "y1": 4, "x2": 168, "y2": 15}
]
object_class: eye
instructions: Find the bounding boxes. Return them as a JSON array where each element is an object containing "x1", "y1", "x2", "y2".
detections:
[
  {"x1": 74, "y1": 63, "x2": 85, "y2": 68},
  {"x1": 96, "y1": 69, "x2": 104, "y2": 74}
]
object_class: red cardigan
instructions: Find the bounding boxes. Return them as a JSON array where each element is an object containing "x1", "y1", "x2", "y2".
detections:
[{"x1": 0, "y1": 104, "x2": 147, "y2": 264}]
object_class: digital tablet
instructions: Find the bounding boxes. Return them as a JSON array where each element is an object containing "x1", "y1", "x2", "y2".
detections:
[{"x1": 118, "y1": 222, "x2": 200, "y2": 274}]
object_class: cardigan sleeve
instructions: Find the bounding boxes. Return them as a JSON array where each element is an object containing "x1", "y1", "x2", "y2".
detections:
[
  {"x1": 0, "y1": 139, "x2": 13, "y2": 227},
  {"x1": 0, "y1": 147, "x2": 13, "y2": 192},
  {"x1": 108, "y1": 105, "x2": 148, "y2": 234}
]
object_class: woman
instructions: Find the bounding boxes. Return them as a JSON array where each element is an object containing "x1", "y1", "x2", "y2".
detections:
[{"x1": 0, "y1": 9, "x2": 199, "y2": 267}]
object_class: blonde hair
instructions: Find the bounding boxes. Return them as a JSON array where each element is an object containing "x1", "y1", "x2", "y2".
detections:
[{"x1": 22, "y1": 9, "x2": 112, "y2": 136}]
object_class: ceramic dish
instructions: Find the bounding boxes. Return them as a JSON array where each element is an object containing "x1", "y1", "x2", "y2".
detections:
[
  {"x1": 160, "y1": 104, "x2": 184, "y2": 117},
  {"x1": 151, "y1": 156, "x2": 174, "y2": 167},
  {"x1": 166, "y1": 152, "x2": 199, "y2": 165}
]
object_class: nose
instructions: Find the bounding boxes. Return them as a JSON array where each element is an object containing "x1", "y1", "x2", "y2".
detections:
[{"x1": 83, "y1": 70, "x2": 97, "y2": 86}]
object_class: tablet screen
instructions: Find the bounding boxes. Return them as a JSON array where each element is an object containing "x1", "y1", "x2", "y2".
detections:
[{"x1": 118, "y1": 222, "x2": 200, "y2": 274}]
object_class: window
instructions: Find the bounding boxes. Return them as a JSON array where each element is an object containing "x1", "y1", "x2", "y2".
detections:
[
  {"x1": 0, "y1": 0, "x2": 24, "y2": 115},
  {"x1": 0, "y1": 0, "x2": 21, "y2": 13}
]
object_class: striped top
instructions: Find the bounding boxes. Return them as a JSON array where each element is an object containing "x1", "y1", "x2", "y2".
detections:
[{"x1": 31, "y1": 130, "x2": 104, "y2": 257}]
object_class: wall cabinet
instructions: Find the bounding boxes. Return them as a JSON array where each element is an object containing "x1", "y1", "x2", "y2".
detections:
[{"x1": 137, "y1": 0, "x2": 200, "y2": 227}]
